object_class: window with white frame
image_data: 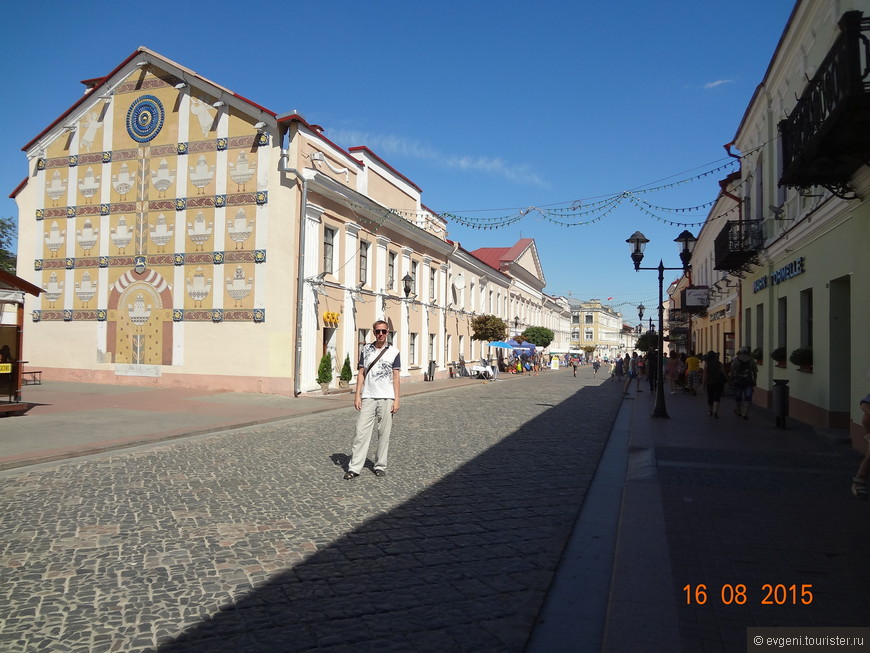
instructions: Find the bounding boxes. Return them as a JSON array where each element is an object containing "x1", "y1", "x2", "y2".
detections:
[
  {"x1": 388, "y1": 252, "x2": 396, "y2": 290},
  {"x1": 358, "y1": 241, "x2": 369, "y2": 287},
  {"x1": 357, "y1": 329, "x2": 369, "y2": 365},
  {"x1": 411, "y1": 261, "x2": 418, "y2": 295},
  {"x1": 323, "y1": 227, "x2": 336, "y2": 275},
  {"x1": 410, "y1": 333, "x2": 418, "y2": 365},
  {"x1": 429, "y1": 267, "x2": 436, "y2": 300},
  {"x1": 429, "y1": 333, "x2": 436, "y2": 362}
]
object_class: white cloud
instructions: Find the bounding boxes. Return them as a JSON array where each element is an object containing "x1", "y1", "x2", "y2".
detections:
[
  {"x1": 702, "y1": 79, "x2": 734, "y2": 89},
  {"x1": 328, "y1": 128, "x2": 549, "y2": 188}
]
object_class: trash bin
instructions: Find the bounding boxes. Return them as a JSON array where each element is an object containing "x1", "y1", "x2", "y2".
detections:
[
  {"x1": 427, "y1": 360, "x2": 436, "y2": 382},
  {"x1": 772, "y1": 379, "x2": 789, "y2": 428}
]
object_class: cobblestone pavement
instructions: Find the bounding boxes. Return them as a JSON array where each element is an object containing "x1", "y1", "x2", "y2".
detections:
[{"x1": 0, "y1": 369, "x2": 623, "y2": 652}]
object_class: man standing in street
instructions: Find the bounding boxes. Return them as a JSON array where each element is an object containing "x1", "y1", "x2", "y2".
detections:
[{"x1": 345, "y1": 320, "x2": 401, "y2": 480}]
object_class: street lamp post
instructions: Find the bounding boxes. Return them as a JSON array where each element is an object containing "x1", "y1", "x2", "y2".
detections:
[{"x1": 626, "y1": 230, "x2": 696, "y2": 418}]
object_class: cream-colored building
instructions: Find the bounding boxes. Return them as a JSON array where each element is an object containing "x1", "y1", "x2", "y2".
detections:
[
  {"x1": 12, "y1": 47, "x2": 570, "y2": 394},
  {"x1": 567, "y1": 299, "x2": 624, "y2": 359},
  {"x1": 682, "y1": 2, "x2": 870, "y2": 445}
]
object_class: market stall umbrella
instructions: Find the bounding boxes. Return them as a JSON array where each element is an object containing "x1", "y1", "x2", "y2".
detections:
[{"x1": 487, "y1": 341, "x2": 514, "y2": 350}]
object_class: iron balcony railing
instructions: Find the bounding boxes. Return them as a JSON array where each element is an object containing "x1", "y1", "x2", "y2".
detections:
[
  {"x1": 714, "y1": 220, "x2": 764, "y2": 271},
  {"x1": 779, "y1": 10, "x2": 870, "y2": 190}
]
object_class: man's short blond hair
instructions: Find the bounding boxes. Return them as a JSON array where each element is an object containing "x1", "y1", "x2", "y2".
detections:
[{"x1": 373, "y1": 320, "x2": 388, "y2": 330}]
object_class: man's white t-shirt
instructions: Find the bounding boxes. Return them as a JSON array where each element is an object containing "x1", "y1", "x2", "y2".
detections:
[{"x1": 357, "y1": 343, "x2": 401, "y2": 399}]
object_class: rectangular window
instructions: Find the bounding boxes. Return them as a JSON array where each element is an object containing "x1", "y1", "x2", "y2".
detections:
[
  {"x1": 357, "y1": 329, "x2": 369, "y2": 365},
  {"x1": 323, "y1": 227, "x2": 335, "y2": 275},
  {"x1": 358, "y1": 241, "x2": 368, "y2": 287},
  {"x1": 756, "y1": 305, "x2": 764, "y2": 354},
  {"x1": 429, "y1": 333, "x2": 436, "y2": 362},
  {"x1": 458, "y1": 335, "x2": 465, "y2": 360},
  {"x1": 744, "y1": 307, "x2": 752, "y2": 349},
  {"x1": 800, "y1": 288, "x2": 813, "y2": 348},
  {"x1": 585, "y1": 314, "x2": 593, "y2": 324},
  {"x1": 411, "y1": 261, "x2": 418, "y2": 295},
  {"x1": 430, "y1": 267, "x2": 436, "y2": 300},
  {"x1": 585, "y1": 329, "x2": 594, "y2": 340},
  {"x1": 572, "y1": 314, "x2": 580, "y2": 324},
  {"x1": 777, "y1": 297, "x2": 788, "y2": 351},
  {"x1": 410, "y1": 333, "x2": 418, "y2": 366},
  {"x1": 388, "y1": 252, "x2": 396, "y2": 290}
]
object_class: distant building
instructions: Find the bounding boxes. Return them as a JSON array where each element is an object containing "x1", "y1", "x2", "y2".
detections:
[{"x1": 566, "y1": 298, "x2": 623, "y2": 359}]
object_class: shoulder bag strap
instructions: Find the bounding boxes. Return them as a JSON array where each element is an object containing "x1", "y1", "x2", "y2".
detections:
[{"x1": 364, "y1": 346, "x2": 389, "y2": 376}]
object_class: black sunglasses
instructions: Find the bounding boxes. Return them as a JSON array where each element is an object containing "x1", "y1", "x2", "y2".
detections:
[{"x1": 374, "y1": 329, "x2": 388, "y2": 335}]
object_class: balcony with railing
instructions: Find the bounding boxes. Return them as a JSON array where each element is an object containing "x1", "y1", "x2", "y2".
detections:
[
  {"x1": 778, "y1": 10, "x2": 870, "y2": 195},
  {"x1": 714, "y1": 220, "x2": 764, "y2": 271}
]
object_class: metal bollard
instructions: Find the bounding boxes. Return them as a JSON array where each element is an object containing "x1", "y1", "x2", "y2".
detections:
[{"x1": 772, "y1": 379, "x2": 789, "y2": 428}]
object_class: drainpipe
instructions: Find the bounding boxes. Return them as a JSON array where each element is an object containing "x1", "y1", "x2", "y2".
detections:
[{"x1": 280, "y1": 149, "x2": 316, "y2": 396}]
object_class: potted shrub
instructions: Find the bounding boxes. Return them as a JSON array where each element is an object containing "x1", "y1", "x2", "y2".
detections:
[
  {"x1": 789, "y1": 347, "x2": 813, "y2": 372},
  {"x1": 317, "y1": 352, "x2": 333, "y2": 393},
  {"x1": 339, "y1": 354, "x2": 353, "y2": 389},
  {"x1": 751, "y1": 348, "x2": 763, "y2": 364},
  {"x1": 771, "y1": 347, "x2": 787, "y2": 367}
]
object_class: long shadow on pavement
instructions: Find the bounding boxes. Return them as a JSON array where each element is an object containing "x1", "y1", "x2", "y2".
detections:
[{"x1": 158, "y1": 382, "x2": 623, "y2": 653}]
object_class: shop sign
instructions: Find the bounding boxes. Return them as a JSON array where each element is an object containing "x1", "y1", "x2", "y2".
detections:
[
  {"x1": 0, "y1": 364, "x2": 10, "y2": 373},
  {"x1": 753, "y1": 257, "x2": 805, "y2": 293}
]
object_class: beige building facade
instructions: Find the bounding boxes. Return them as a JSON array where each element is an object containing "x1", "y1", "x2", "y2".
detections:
[{"x1": 13, "y1": 47, "x2": 570, "y2": 394}]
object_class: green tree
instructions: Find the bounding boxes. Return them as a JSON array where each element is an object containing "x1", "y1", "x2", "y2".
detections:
[
  {"x1": 316, "y1": 352, "x2": 333, "y2": 384},
  {"x1": 520, "y1": 326, "x2": 554, "y2": 348},
  {"x1": 340, "y1": 353, "x2": 353, "y2": 382},
  {"x1": 470, "y1": 314, "x2": 507, "y2": 342},
  {"x1": 635, "y1": 330, "x2": 657, "y2": 353},
  {"x1": 0, "y1": 217, "x2": 17, "y2": 274}
]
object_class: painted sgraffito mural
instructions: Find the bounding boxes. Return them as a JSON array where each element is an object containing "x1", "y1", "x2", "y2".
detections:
[{"x1": 32, "y1": 64, "x2": 268, "y2": 365}]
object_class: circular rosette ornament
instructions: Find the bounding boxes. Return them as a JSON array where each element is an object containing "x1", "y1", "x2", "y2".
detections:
[{"x1": 126, "y1": 95, "x2": 165, "y2": 143}]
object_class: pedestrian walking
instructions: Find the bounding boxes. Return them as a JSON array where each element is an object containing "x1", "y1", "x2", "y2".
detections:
[
  {"x1": 703, "y1": 350, "x2": 727, "y2": 418},
  {"x1": 685, "y1": 351, "x2": 701, "y2": 396},
  {"x1": 623, "y1": 351, "x2": 641, "y2": 394},
  {"x1": 730, "y1": 346, "x2": 759, "y2": 419},
  {"x1": 851, "y1": 392, "x2": 870, "y2": 500},
  {"x1": 667, "y1": 351, "x2": 680, "y2": 395},
  {"x1": 346, "y1": 320, "x2": 401, "y2": 480}
]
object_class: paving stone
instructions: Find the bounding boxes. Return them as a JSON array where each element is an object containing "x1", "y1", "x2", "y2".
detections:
[{"x1": 0, "y1": 371, "x2": 620, "y2": 651}]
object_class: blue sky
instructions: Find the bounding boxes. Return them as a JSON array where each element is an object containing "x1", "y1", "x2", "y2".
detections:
[{"x1": 1, "y1": 0, "x2": 796, "y2": 317}]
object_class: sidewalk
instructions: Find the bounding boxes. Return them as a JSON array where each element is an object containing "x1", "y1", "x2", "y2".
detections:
[
  {"x1": 604, "y1": 382, "x2": 870, "y2": 651},
  {"x1": 0, "y1": 375, "x2": 490, "y2": 470}
]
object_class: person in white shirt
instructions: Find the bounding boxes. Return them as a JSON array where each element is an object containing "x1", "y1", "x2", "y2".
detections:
[{"x1": 345, "y1": 320, "x2": 401, "y2": 479}]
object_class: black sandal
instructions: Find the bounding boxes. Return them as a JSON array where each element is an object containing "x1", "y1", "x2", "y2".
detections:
[{"x1": 343, "y1": 471, "x2": 359, "y2": 480}]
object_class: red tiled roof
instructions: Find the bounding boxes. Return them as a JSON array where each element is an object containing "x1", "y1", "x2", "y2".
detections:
[{"x1": 470, "y1": 238, "x2": 533, "y2": 270}]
